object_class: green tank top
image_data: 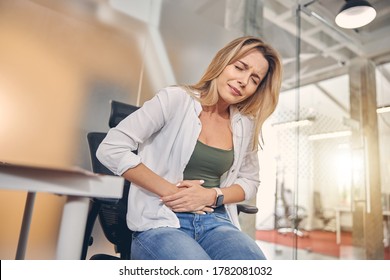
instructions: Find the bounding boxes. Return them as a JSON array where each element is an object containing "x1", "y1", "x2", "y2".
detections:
[{"x1": 183, "y1": 140, "x2": 234, "y2": 188}]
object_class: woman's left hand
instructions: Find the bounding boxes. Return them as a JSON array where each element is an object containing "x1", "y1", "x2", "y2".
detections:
[{"x1": 160, "y1": 180, "x2": 215, "y2": 213}]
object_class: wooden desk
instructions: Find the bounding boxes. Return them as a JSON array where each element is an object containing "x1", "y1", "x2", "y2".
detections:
[{"x1": 0, "y1": 163, "x2": 124, "y2": 259}]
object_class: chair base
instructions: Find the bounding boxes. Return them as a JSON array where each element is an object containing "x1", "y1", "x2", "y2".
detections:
[
  {"x1": 277, "y1": 227, "x2": 308, "y2": 237},
  {"x1": 90, "y1": 254, "x2": 121, "y2": 260}
]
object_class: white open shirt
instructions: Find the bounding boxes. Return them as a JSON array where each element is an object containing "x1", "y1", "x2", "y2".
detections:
[{"x1": 96, "y1": 86, "x2": 260, "y2": 231}]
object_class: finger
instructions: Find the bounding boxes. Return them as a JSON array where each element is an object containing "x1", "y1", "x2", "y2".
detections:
[
  {"x1": 183, "y1": 179, "x2": 204, "y2": 185},
  {"x1": 160, "y1": 192, "x2": 182, "y2": 202},
  {"x1": 202, "y1": 207, "x2": 214, "y2": 213},
  {"x1": 175, "y1": 181, "x2": 190, "y2": 188},
  {"x1": 162, "y1": 197, "x2": 185, "y2": 207},
  {"x1": 191, "y1": 210, "x2": 206, "y2": 215},
  {"x1": 170, "y1": 206, "x2": 194, "y2": 213},
  {"x1": 172, "y1": 206, "x2": 206, "y2": 214},
  {"x1": 172, "y1": 209, "x2": 205, "y2": 214},
  {"x1": 171, "y1": 202, "x2": 201, "y2": 212},
  {"x1": 176, "y1": 180, "x2": 204, "y2": 187},
  {"x1": 176, "y1": 182, "x2": 190, "y2": 189}
]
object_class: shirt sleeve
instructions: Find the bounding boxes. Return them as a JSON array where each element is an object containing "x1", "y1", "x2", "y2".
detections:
[
  {"x1": 96, "y1": 89, "x2": 169, "y2": 176},
  {"x1": 234, "y1": 146, "x2": 260, "y2": 200},
  {"x1": 233, "y1": 119, "x2": 260, "y2": 201}
]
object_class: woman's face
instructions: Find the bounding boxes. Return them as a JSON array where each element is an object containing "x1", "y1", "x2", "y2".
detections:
[{"x1": 216, "y1": 49, "x2": 269, "y2": 106}]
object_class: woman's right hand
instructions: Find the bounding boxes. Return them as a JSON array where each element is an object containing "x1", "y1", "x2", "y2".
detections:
[{"x1": 161, "y1": 180, "x2": 216, "y2": 213}]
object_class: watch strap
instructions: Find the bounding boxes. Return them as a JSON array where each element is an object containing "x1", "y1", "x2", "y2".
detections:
[{"x1": 212, "y1": 188, "x2": 224, "y2": 207}]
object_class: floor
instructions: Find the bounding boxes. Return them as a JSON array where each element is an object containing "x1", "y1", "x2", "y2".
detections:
[
  {"x1": 256, "y1": 230, "x2": 390, "y2": 260},
  {"x1": 85, "y1": 220, "x2": 389, "y2": 260},
  {"x1": 256, "y1": 240, "x2": 337, "y2": 260}
]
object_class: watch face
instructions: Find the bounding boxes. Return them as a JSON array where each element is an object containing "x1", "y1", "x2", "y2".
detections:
[{"x1": 216, "y1": 195, "x2": 224, "y2": 207}]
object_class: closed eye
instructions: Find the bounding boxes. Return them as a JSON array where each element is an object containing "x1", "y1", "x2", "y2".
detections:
[{"x1": 251, "y1": 77, "x2": 259, "y2": 85}]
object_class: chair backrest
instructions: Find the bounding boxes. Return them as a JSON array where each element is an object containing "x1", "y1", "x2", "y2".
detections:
[
  {"x1": 313, "y1": 191, "x2": 324, "y2": 217},
  {"x1": 87, "y1": 132, "x2": 131, "y2": 204},
  {"x1": 282, "y1": 188, "x2": 293, "y2": 212},
  {"x1": 87, "y1": 132, "x2": 114, "y2": 176},
  {"x1": 109, "y1": 100, "x2": 140, "y2": 128},
  {"x1": 281, "y1": 187, "x2": 307, "y2": 219}
]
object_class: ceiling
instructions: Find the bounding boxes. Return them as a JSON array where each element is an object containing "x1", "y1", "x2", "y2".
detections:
[
  {"x1": 264, "y1": 0, "x2": 390, "y2": 89},
  {"x1": 172, "y1": 0, "x2": 390, "y2": 90},
  {"x1": 28, "y1": 0, "x2": 390, "y2": 92}
]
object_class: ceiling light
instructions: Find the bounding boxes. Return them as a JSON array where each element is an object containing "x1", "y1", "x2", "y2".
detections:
[
  {"x1": 272, "y1": 119, "x2": 314, "y2": 129},
  {"x1": 377, "y1": 106, "x2": 390, "y2": 114},
  {"x1": 308, "y1": 130, "x2": 352, "y2": 141},
  {"x1": 335, "y1": 0, "x2": 376, "y2": 29}
]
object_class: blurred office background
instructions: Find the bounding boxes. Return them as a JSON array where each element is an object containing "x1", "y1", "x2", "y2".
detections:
[{"x1": 0, "y1": 0, "x2": 389, "y2": 260}]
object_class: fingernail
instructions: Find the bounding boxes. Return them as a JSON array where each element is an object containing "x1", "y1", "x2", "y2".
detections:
[
  {"x1": 176, "y1": 182, "x2": 181, "y2": 186},
  {"x1": 199, "y1": 180, "x2": 204, "y2": 184}
]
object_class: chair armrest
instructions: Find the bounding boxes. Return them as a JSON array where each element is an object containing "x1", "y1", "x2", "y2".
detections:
[{"x1": 237, "y1": 204, "x2": 258, "y2": 215}]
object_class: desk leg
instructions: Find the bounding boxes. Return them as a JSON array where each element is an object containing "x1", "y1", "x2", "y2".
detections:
[
  {"x1": 15, "y1": 192, "x2": 36, "y2": 260},
  {"x1": 56, "y1": 196, "x2": 89, "y2": 260},
  {"x1": 384, "y1": 215, "x2": 390, "y2": 247},
  {"x1": 336, "y1": 210, "x2": 341, "y2": 245}
]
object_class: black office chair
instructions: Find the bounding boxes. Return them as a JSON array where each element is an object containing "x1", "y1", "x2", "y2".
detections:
[
  {"x1": 313, "y1": 191, "x2": 335, "y2": 231},
  {"x1": 81, "y1": 101, "x2": 139, "y2": 260},
  {"x1": 81, "y1": 100, "x2": 258, "y2": 260},
  {"x1": 277, "y1": 187, "x2": 308, "y2": 237},
  {"x1": 108, "y1": 100, "x2": 140, "y2": 128},
  {"x1": 81, "y1": 132, "x2": 133, "y2": 260}
]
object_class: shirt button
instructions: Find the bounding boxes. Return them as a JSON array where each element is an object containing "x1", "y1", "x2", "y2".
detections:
[{"x1": 231, "y1": 169, "x2": 235, "y2": 173}]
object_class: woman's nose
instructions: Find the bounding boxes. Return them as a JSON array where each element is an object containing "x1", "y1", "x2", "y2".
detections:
[{"x1": 238, "y1": 74, "x2": 250, "y2": 87}]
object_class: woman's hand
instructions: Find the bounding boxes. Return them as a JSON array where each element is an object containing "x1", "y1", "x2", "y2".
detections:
[{"x1": 160, "y1": 180, "x2": 216, "y2": 213}]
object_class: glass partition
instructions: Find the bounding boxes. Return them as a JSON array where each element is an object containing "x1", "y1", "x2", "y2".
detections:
[{"x1": 257, "y1": 1, "x2": 389, "y2": 260}]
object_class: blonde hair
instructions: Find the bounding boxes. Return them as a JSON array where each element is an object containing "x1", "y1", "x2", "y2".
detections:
[{"x1": 185, "y1": 36, "x2": 283, "y2": 150}]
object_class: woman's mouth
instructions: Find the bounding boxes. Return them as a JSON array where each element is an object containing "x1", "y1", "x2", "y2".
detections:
[{"x1": 229, "y1": 85, "x2": 242, "y2": 96}]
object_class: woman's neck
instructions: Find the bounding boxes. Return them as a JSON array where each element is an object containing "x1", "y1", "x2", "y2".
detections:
[{"x1": 202, "y1": 99, "x2": 230, "y2": 119}]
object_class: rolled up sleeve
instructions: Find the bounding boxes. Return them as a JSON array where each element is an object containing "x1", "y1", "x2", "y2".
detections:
[
  {"x1": 96, "y1": 90, "x2": 169, "y2": 176},
  {"x1": 234, "y1": 147, "x2": 260, "y2": 200}
]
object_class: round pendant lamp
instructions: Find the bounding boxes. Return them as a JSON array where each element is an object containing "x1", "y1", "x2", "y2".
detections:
[{"x1": 335, "y1": 0, "x2": 376, "y2": 29}]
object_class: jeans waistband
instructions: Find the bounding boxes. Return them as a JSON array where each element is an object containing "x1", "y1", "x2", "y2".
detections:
[
  {"x1": 212, "y1": 205, "x2": 226, "y2": 214},
  {"x1": 178, "y1": 206, "x2": 226, "y2": 216}
]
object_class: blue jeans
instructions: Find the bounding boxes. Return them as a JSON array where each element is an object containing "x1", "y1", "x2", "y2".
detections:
[{"x1": 131, "y1": 207, "x2": 266, "y2": 260}]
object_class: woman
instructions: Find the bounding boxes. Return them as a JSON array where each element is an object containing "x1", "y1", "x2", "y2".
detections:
[{"x1": 97, "y1": 36, "x2": 282, "y2": 260}]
